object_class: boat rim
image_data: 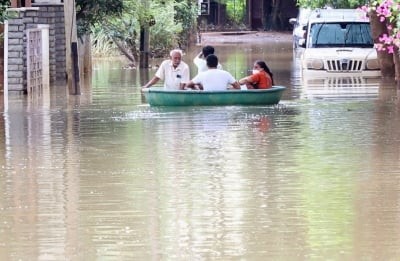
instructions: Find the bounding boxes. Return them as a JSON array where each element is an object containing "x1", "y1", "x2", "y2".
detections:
[{"x1": 144, "y1": 86, "x2": 286, "y2": 94}]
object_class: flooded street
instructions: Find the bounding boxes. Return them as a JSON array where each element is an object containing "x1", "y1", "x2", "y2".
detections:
[{"x1": 1, "y1": 34, "x2": 400, "y2": 260}]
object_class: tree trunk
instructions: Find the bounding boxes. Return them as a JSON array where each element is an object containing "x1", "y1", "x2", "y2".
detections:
[
  {"x1": 112, "y1": 36, "x2": 136, "y2": 65},
  {"x1": 79, "y1": 35, "x2": 92, "y2": 75},
  {"x1": 64, "y1": 0, "x2": 80, "y2": 94},
  {"x1": 369, "y1": 10, "x2": 395, "y2": 78},
  {"x1": 83, "y1": 34, "x2": 92, "y2": 74},
  {"x1": 270, "y1": 0, "x2": 282, "y2": 30},
  {"x1": 393, "y1": 47, "x2": 400, "y2": 86}
]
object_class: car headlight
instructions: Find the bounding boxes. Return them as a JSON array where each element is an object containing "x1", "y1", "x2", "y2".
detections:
[
  {"x1": 305, "y1": 59, "x2": 324, "y2": 70},
  {"x1": 366, "y1": 59, "x2": 380, "y2": 70}
]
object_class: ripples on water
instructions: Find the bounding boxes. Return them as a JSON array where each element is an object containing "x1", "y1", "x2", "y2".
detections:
[{"x1": 1, "y1": 41, "x2": 400, "y2": 260}]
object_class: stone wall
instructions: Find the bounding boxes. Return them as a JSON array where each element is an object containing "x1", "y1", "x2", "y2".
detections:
[
  {"x1": 6, "y1": 4, "x2": 66, "y2": 92},
  {"x1": 6, "y1": 8, "x2": 28, "y2": 92}
]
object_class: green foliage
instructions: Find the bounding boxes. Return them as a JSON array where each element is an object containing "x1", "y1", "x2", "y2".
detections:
[
  {"x1": 150, "y1": 1, "x2": 182, "y2": 55},
  {"x1": 104, "y1": 1, "x2": 140, "y2": 58},
  {"x1": 0, "y1": 1, "x2": 10, "y2": 23},
  {"x1": 76, "y1": 0, "x2": 124, "y2": 36},
  {"x1": 225, "y1": 0, "x2": 246, "y2": 25},
  {"x1": 91, "y1": 26, "x2": 121, "y2": 57},
  {"x1": 90, "y1": 0, "x2": 140, "y2": 58},
  {"x1": 174, "y1": 0, "x2": 198, "y2": 48},
  {"x1": 91, "y1": 0, "x2": 198, "y2": 59},
  {"x1": 0, "y1": 1, "x2": 10, "y2": 42}
]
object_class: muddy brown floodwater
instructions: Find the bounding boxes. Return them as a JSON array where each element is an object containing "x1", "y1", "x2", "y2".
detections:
[
  {"x1": 1, "y1": 29, "x2": 400, "y2": 261},
  {"x1": 199, "y1": 31, "x2": 293, "y2": 45}
]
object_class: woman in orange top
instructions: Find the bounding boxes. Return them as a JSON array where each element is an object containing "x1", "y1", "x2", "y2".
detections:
[{"x1": 239, "y1": 60, "x2": 274, "y2": 89}]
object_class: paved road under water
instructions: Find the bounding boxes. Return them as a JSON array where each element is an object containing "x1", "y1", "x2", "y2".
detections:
[{"x1": 1, "y1": 40, "x2": 400, "y2": 260}]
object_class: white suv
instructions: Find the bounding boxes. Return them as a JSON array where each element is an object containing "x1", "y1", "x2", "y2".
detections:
[
  {"x1": 300, "y1": 9, "x2": 380, "y2": 77},
  {"x1": 289, "y1": 8, "x2": 311, "y2": 48}
]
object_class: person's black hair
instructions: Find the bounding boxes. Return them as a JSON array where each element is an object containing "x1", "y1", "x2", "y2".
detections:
[
  {"x1": 206, "y1": 54, "x2": 218, "y2": 68},
  {"x1": 202, "y1": 45, "x2": 215, "y2": 57},
  {"x1": 255, "y1": 60, "x2": 274, "y2": 85}
]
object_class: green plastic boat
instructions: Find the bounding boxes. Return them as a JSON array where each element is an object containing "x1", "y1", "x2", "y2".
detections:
[{"x1": 143, "y1": 86, "x2": 286, "y2": 106}]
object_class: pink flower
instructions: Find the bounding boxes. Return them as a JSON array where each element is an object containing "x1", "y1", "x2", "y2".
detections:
[
  {"x1": 379, "y1": 34, "x2": 389, "y2": 43},
  {"x1": 360, "y1": 2, "x2": 400, "y2": 54},
  {"x1": 375, "y1": 43, "x2": 385, "y2": 51}
]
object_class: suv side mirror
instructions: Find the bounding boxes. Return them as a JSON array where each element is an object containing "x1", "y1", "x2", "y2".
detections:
[{"x1": 289, "y1": 18, "x2": 297, "y2": 25}]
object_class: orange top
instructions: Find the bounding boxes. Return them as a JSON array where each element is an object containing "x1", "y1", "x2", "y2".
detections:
[{"x1": 246, "y1": 71, "x2": 272, "y2": 89}]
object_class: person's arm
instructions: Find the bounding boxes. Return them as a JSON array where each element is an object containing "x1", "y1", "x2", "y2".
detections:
[
  {"x1": 184, "y1": 80, "x2": 195, "y2": 89},
  {"x1": 239, "y1": 74, "x2": 258, "y2": 89},
  {"x1": 177, "y1": 63, "x2": 191, "y2": 90},
  {"x1": 183, "y1": 74, "x2": 203, "y2": 90},
  {"x1": 193, "y1": 52, "x2": 203, "y2": 68},
  {"x1": 227, "y1": 72, "x2": 241, "y2": 90},
  {"x1": 231, "y1": 81, "x2": 240, "y2": 89},
  {"x1": 238, "y1": 76, "x2": 251, "y2": 85},
  {"x1": 141, "y1": 76, "x2": 160, "y2": 90},
  {"x1": 141, "y1": 61, "x2": 166, "y2": 90},
  {"x1": 183, "y1": 80, "x2": 202, "y2": 90},
  {"x1": 239, "y1": 72, "x2": 258, "y2": 85}
]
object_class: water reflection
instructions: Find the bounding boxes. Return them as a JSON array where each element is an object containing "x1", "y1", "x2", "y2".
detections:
[
  {"x1": 301, "y1": 76, "x2": 381, "y2": 99},
  {"x1": 1, "y1": 40, "x2": 400, "y2": 260}
]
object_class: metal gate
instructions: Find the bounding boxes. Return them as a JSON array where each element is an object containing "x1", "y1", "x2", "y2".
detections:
[{"x1": 27, "y1": 28, "x2": 43, "y2": 94}]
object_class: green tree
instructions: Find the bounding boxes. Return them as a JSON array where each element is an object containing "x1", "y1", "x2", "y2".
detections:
[
  {"x1": 75, "y1": 0, "x2": 124, "y2": 36},
  {"x1": 225, "y1": 0, "x2": 246, "y2": 26},
  {"x1": 91, "y1": 0, "x2": 198, "y2": 63},
  {"x1": 0, "y1": 1, "x2": 10, "y2": 23},
  {"x1": 174, "y1": 0, "x2": 198, "y2": 48}
]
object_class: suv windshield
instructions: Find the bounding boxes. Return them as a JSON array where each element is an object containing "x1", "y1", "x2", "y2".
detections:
[{"x1": 310, "y1": 22, "x2": 373, "y2": 48}]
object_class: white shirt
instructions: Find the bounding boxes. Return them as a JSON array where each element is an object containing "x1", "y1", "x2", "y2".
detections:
[
  {"x1": 193, "y1": 56, "x2": 222, "y2": 74},
  {"x1": 155, "y1": 60, "x2": 190, "y2": 90},
  {"x1": 191, "y1": 69, "x2": 237, "y2": 91}
]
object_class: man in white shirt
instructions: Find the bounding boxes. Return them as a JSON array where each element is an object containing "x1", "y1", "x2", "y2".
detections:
[
  {"x1": 193, "y1": 45, "x2": 222, "y2": 74},
  {"x1": 142, "y1": 49, "x2": 190, "y2": 90},
  {"x1": 185, "y1": 54, "x2": 240, "y2": 91}
]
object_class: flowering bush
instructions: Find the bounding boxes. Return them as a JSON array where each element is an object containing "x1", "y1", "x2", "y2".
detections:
[{"x1": 360, "y1": 0, "x2": 400, "y2": 54}]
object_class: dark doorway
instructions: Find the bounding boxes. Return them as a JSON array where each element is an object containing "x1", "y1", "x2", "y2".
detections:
[{"x1": 251, "y1": 0, "x2": 264, "y2": 30}]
